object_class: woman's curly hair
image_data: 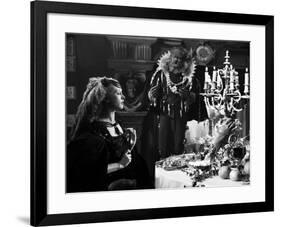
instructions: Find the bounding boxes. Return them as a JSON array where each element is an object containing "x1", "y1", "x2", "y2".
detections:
[{"x1": 69, "y1": 76, "x2": 121, "y2": 141}]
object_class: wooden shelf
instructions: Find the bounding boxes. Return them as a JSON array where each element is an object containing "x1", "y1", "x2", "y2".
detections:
[{"x1": 107, "y1": 59, "x2": 155, "y2": 72}]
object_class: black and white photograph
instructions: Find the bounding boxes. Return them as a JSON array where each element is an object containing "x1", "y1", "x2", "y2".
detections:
[
  {"x1": 28, "y1": 1, "x2": 275, "y2": 226},
  {"x1": 66, "y1": 33, "x2": 251, "y2": 192}
]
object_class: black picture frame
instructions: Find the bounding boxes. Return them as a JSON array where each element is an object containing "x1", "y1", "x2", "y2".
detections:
[{"x1": 31, "y1": 0, "x2": 274, "y2": 226}]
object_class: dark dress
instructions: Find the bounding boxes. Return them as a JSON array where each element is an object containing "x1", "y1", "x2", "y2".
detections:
[{"x1": 67, "y1": 121, "x2": 151, "y2": 192}]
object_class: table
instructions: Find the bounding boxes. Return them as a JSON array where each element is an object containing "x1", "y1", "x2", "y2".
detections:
[{"x1": 155, "y1": 167, "x2": 248, "y2": 188}]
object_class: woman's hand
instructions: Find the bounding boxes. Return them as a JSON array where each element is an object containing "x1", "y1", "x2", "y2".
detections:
[
  {"x1": 213, "y1": 118, "x2": 236, "y2": 147},
  {"x1": 108, "y1": 150, "x2": 133, "y2": 174},
  {"x1": 119, "y1": 151, "x2": 132, "y2": 168},
  {"x1": 107, "y1": 151, "x2": 132, "y2": 174}
]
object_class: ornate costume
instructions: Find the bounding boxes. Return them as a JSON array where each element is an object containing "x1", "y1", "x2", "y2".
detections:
[{"x1": 148, "y1": 48, "x2": 207, "y2": 159}]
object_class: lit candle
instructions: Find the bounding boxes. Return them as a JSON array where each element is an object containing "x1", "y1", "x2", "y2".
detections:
[
  {"x1": 211, "y1": 82, "x2": 216, "y2": 91},
  {"x1": 211, "y1": 67, "x2": 217, "y2": 91},
  {"x1": 217, "y1": 73, "x2": 222, "y2": 88},
  {"x1": 205, "y1": 67, "x2": 209, "y2": 82},
  {"x1": 244, "y1": 68, "x2": 249, "y2": 85},
  {"x1": 244, "y1": 85, "x2": 249, "y2": 94},
  {"x1": 207, "y1": 74, "x2": 211, "y2": 83},
  {"x1": 204, "y1": 67, "x2": 209, "y2": 91},
  {"x1": 212, "y1": 66, "x2": 217, "y2": 82},
  {"x1": 244, "y1": 68, "x2": 249, "y2": 94},
  {"x1": 203, "y1": 82, "x2": 208, "y2": 91}
]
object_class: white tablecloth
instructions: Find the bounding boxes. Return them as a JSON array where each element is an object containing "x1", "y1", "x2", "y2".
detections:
[{"x1": 155, "y1": 167, "x2": 247, "y2": 189}]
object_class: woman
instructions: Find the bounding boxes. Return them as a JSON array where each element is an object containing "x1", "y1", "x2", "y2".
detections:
[{"x1": 67, "y1": 77, "x2": 150, "y2": 192}]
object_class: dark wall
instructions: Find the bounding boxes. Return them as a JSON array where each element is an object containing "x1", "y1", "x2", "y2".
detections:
[{"x1": 67, "y1": 34, "x2": 111, "y2": 115}]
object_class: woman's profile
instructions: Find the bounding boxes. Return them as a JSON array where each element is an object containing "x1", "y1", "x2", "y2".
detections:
[{"x1": 67, "y1": 77, "x2": 151, "y2": 192}]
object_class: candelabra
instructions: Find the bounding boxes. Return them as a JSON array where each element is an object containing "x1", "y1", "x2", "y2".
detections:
[{"x1": 200, "y1": 50, "x2": 250, "y2": 118}]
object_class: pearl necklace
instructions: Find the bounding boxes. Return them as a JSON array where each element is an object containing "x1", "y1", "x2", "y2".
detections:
[{"x1": 150, "y1": 51, "x2": 196, "y2": 94}]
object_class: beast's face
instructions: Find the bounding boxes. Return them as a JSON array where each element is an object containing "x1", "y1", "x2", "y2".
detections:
[
  {"x1": 168, "y1": 48, "x2": 192, "y2": 74},
  {"x1": 169, "y1": 55, "x2": 184, "y2": 73}
]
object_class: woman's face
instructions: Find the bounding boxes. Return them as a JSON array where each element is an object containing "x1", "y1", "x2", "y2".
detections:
[{"x1": 106, "y1": 85, "x2": 125, "y2": 111}]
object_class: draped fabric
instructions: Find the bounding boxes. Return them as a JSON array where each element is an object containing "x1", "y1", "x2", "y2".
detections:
[{"x1": 67, "y1": 121, "x2": 151, "y2": 192}]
